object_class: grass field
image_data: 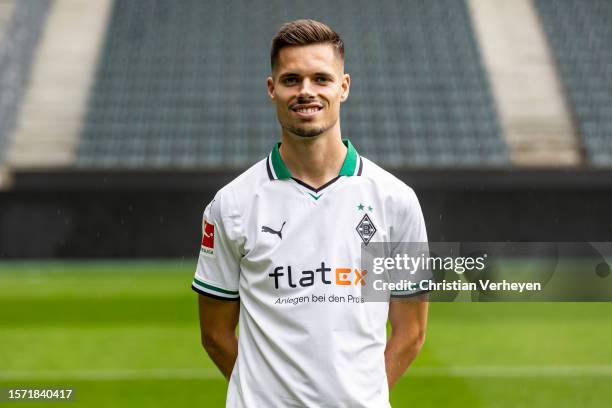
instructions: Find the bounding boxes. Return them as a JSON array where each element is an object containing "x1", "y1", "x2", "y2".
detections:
[{"x1": 1, "y1": 261, "x2": 611, "y2": 407}]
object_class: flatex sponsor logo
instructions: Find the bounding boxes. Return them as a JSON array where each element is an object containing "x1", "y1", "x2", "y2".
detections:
[{"x1": 268, "y1": 261, "x2": 367, "y2": 289}]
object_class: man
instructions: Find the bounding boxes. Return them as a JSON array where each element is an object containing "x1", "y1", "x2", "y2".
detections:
[{"x1": 192, "y1": 19, "x2": 429, "y2": 407}]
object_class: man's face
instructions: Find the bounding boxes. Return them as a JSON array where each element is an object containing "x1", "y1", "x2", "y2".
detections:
[{"x1": 267, "y1": 43, "x2": 350, "y2": 139}]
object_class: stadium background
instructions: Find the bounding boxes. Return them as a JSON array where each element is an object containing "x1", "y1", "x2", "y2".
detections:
[{"x1": 0, "y1": 0, "x2": 611, "y2": 406}]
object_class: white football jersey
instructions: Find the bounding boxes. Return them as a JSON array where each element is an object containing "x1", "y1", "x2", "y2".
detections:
[{"x1": 192, "y1": 140, "x2": 427, "y2": 408}]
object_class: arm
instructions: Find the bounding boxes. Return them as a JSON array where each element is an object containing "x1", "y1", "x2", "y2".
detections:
[
  {"x1": 198, "y1": 294, "x2": 240, "y2": 380},
  {"x1": 384, "y1": 294, "x2": 429, "y2": 389}
]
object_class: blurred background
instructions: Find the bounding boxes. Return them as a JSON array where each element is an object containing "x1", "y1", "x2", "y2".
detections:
[{"x1": 0, "y1": 0, "x2": 611, "y2": 406}]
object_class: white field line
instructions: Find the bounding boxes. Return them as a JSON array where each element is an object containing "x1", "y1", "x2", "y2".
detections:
[
  {"x1": 413, "y1": 365, "x2": 612, "y2": 377},
  {"x1": 0, "y1": 368, "x2": 222, "y2": 381},
  {"x1": 2, "y1": 366, "x2": 612, "y2": 381}
]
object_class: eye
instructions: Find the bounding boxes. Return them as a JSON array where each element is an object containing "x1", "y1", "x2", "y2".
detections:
[
  {"x1": 282, "y1": 77, "x2": 298, "y2": 86},
  {"x1": 316, "y1": 77, "x2": 329, "y2": 84}
]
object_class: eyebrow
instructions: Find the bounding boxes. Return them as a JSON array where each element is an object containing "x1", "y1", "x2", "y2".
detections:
[
  {"x1": 278, "y1": 71, "x2": 335, "y2": 80},
  {"x1": 278, "y1": 73, "x2": 298, "y2": 80}
]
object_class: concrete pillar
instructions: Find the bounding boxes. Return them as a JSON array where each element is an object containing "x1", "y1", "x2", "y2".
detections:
[
  {"x1": 7, "y1": 0, "x2": 113, "y2": 168},
  {"x1": 467, "y1": 0, "x2": 582, "y2": 166}
]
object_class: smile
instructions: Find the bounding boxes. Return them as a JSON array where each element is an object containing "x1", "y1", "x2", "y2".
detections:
[{"x1": 291, "y1": 104, "x2": 323, "y2": 117}]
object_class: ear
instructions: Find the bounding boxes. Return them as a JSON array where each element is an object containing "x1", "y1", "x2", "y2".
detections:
[
  {"x1": 340, "y1": 73, "x2": 350, "y2": 102},
  {"x1": 267, "y1": 76, "x2": 275, "y2": 101}
]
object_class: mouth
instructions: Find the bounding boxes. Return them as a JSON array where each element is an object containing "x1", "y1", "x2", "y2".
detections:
[{"x1": 290, "y1": 103, "x2": 323, "y2": 118}]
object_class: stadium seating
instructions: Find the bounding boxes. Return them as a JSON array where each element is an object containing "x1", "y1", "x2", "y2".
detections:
[
  {"x1": 77, "y1": 0, "x2": 509, "y2": 169},
  {"x1": 535, "y1": 0, "x2": 612, "y2": 166},
  {"x1": 0, "y1": 0, "x2": 50, "y2": 163}
]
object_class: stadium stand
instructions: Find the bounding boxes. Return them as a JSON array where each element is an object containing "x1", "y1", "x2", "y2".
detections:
[
  {"x1": 1, "y1": 0, "x2": 612, "y2": 257},
  {"x1": 76, "y1": 0, "x2": 509, "y2": 169},
  {"x1": 535, "y1": 0, "x2": 612, "y2": 166},
  {"x1": 0, "y1": 0, "x2": 50, "y2": 163}
]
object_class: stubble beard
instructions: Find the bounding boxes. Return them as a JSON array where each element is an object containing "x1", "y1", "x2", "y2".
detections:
[{"x1": 281, "y1": 118, "x2": 338, "y2": 139}]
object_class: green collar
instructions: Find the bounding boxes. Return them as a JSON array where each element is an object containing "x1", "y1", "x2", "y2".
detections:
[{"x1": 269, "y1": 139, "x2": 359, "y2": 180}]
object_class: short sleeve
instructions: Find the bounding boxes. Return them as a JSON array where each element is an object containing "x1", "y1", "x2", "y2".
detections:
[
  {"x1": 191, "y1": 193, "x2": 241, "y2": 301},
  {"x1": 390, "y1": 186, "x2": 431, "y2": 298}
]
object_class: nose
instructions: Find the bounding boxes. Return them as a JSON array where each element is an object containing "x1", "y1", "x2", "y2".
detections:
[{"x1": 297, "y1": 78, "x2": 316, "y2": 99}]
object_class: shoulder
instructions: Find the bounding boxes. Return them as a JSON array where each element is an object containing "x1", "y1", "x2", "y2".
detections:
[
  {"x1": 209, "y1": 158, "x2": 269, "y2": 216},
  {"x1": 359, "y1": 156, "x2": 420, "y2": 205},
  {"x1": 359, "y1": 157, "x2": 427, "y2": 241}
]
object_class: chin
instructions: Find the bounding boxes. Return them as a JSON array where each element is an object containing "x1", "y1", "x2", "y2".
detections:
[
  {"x1": 282, "y1": 120, "x2": 336, "y2": 139},
  {"x1": 290, "y1": 126, "x2": 327, "y2": 138},
  {"x1": 279, "y1": 122, "x2": 323, "y2": 138}
]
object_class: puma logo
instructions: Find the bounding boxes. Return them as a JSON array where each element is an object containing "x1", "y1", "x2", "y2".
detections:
[{"x1": 262, "y1": 221, "x2": 286, "y2": 240}]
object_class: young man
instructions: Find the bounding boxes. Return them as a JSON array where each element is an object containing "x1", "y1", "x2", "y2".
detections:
[{"x1": 192, "y1": 19, "x2": 429, "y2": 407}]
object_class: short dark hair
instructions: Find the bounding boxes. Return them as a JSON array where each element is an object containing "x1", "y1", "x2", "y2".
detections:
[{"x1": 270, "y1": 19, "x2": 344, "y2": 70}]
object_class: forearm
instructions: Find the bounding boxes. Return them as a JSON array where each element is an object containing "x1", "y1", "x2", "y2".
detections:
[
  {"x1": 384, "y1": 332, "x2": 424, "y2": 389},
  {"x1": 202, "y1": 333, "x2": 238, "y2": 380}
]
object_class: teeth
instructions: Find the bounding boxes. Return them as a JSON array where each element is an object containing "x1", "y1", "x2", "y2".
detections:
[{"x1": 296, "y1": 107, "x2": 319, "y2": 113}]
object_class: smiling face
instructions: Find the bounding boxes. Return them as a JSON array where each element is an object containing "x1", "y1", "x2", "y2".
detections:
[{"x1": 267, "y1": 43, "x2": 350, "y2": 139}]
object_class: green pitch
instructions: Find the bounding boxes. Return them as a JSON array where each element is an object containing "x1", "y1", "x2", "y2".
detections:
[{"x1": 1, "y1": 261, "x2": 611, "y2": 407}]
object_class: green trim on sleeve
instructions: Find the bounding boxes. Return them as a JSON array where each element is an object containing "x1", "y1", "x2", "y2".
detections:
[{"x1": 193, "y1": 278, "x2": 239, "y2": 296}]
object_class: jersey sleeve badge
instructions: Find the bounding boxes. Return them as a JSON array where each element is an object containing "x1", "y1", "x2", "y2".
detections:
[{"x1": 200, "y1": 220, "x2": 215, "y2": 257}]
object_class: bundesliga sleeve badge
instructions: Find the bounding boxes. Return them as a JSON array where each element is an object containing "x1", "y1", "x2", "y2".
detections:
[{"x1": 200, "y1": 220, "x2": 215, "y2": 257}]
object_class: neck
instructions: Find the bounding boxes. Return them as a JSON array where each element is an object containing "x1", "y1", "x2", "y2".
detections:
[{"x1": 279, "y1": 124, "x2": 347, "y2": 189}]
